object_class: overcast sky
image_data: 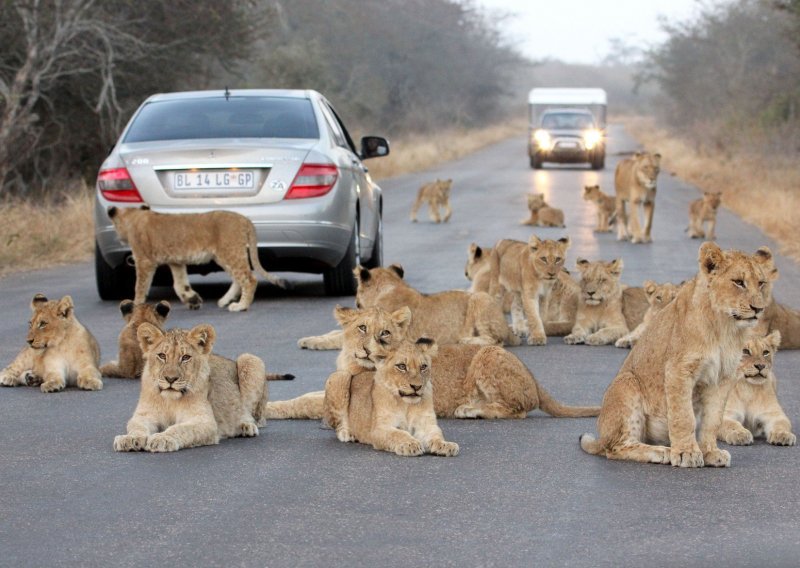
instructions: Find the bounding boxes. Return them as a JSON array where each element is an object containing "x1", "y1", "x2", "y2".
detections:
[{"x1": 474, "y1": 0, "x2": 705, "y2": 64}]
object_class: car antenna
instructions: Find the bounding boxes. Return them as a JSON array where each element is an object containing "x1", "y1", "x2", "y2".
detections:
[{"x1": 224, "y1": 86, "x2": 230, "y2": 101}]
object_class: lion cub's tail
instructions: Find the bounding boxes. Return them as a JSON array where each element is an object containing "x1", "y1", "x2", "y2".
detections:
[
  {"x1": 536, "y1": 384, "x2": 601, "y2": 418},
  {"x1": 247, "y1": 225, "x2": 287, "y2": 289},
  {"x1": 579, "y1": 433, "x2": 606, "y2": 455},
  {"x1": 266, "y1": 373, "x2": 295, "y2": 381}
]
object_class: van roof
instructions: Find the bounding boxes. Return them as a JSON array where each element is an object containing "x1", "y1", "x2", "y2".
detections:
[{"x1": 528, "y1": 88, "x2": 607, "y2": 106}]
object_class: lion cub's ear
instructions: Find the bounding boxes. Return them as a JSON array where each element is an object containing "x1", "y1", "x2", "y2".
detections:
[
  {"x1": 30, "y1": 293, "x2": 48, "y2": 311},
  {"x1": 468, "y1": 243, "x2": 481, "y2": 259},
  {"x1": 608, "y1": 258, "x2": 624, "y2": 277},
  {"x1": 56, "y1": 296, "x2": 74, "y2": 319},
  {"x1": 643, "y1": 280, "x2": 657, "y2": 297},
  {"x1": 766, "y1": 330, "x2": 782, "y2": 351},
  {"x1": 334, "y1": 305, "x2": 359, "y2": 327},
  {"x1": 699, "y1": 242, "x2": 725, "y2": 276},
  {"x1": 389, "y1": 264, "x2": 404, "y2": 278},
  {"x1": 576, "y1": 258, "x2": 590, "y2": 272},
  {"x1": 557, "y1": 236, "x2": 571, "y2": 248},
  {"x1": 353, "y1": 265, "x2": 370, "y2": 283},
  {"x1": 415, "y1": 337, "x2": 438, "y2": 358},
  {"x1": 155, "y1": 301, "x2": 171, "y2": 319},
  {"x1": 529, "y1": 235, "x2": 542, "y2": 250},
  {"x1": 137, "y1": 323, "x2": 164, "y2": 354},
  {"x1": 119, "y1": 300, "x2": 135, "y2": 319},
  {"x1": 187, "y1": 324, "x2": 216, "y2": 355},
  {"x1": 391, "y1": 306, "x2": 412, "y2": 333},
  {"x1": 754, "y1": 247, "x2": 778, "y2": 281}
]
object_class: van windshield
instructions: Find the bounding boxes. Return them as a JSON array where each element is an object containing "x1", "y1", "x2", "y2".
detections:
[
  {"x1": 540, "y1": 112, "x2": 595, "y2": 130},
  {"x1": 124, "y1": 97, "x2": 320, "y2": 142}
]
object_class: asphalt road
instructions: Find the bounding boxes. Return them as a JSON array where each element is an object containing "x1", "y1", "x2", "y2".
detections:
[{"x1": 2, "y1": 124, "x2": 799, "y2": 567}]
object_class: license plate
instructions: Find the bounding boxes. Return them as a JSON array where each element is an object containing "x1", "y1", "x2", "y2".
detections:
[
  {"x1": 559, "y1": 142, "x2": 578, "y2": 149},
  {"x1": 173, "y1": 170, "x2": 255, "y2": 191}
]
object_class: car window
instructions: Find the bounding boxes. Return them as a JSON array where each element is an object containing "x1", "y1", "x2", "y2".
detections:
[
  {"x1": 124, "y1": 97, "x2": 320, "y2": 142},
  {"x1": 541, "y1": 113, "x2": 595, "y2": 130},
  {"x1": 318, "y1": 103, "x2": 348, "y2": 148},
  {"x1": 324, "y1": 102, "x2": 358, "y2": 154}
]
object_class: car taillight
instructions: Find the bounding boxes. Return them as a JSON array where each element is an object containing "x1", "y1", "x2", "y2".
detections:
[
  {"x1": 284, "y1": 164, "x2": 338, "y2": 199},
  {"x1": 97, "y1": 168, "x2": 143, "y2": 203}
]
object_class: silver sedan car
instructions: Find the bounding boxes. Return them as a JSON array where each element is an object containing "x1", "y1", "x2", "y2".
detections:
[{"x1": 94, "y1": 89, "x2": 389, "y2": 299}]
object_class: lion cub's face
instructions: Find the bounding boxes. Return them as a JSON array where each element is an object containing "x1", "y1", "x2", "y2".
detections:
[
  {"x1": 576, "y1": 258, "x2": 623, "y2": 306},
  {"x1": 354, "y1": 264, "x2": 405, "y2": 309},
  {"x1": 643, "y1": 280, "x2": 680, "y2": 312},
  {"x1": 335, "y1": 305, "x2": 410, "y2": 369},
  {"x1": 582, "y1": 184, "x2": 602, "y2": 202},
  {"x1": 634, "y1": 152, "x2": 661, "y2": 189},
  {"x1": 373, "y1": 338, "x2": 437, "y2": 405},
  {"x1": 699, "y1": 243, "x2": 778, "y2": 328},
  {"x1": 137, "y1": 323, "x2": 215, "y2": 400},
  {"x1": 527, "y1": 193, "x2": 546, "y2": 211},
  {"x1": 529, "y1": 236, "x2": 570, "y2": 280},
  {"x1": 465, "y1": 243, "x2": 490, "y2": 281},
  {"x1": 26, "y1": 294, "x2": 75, "y2": 349},
  {"x1": 703, "y1": 191, "x2": 722, "y2": 210},
  {"x1": 739, "y1": 331, "x2": 780, "y2": 385}
]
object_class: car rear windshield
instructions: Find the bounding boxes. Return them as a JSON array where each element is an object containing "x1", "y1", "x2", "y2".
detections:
[
  {"x1": 540, "y1": 113, "x2": 595, "y2": 130},
  {"x1": 123, "y1": 96, "x2": 320, "y2": 142}
]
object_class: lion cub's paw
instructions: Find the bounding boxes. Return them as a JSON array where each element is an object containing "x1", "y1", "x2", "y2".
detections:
[
  {"x1": 526, "y1": 334, "x2": 546, "y2": 346},
  {"x1": 670, "y1": 446, "x2": 704, "y2": 468},
  {"x1": 187, "y1": 294, "x2": 203, "y2": 310},
  {"x1": 0, "y1": 370, "x2": 18, "y2": 387},
  {"x1": 336, "y1": 427, "x2": 355, "y2": 443},
  {"x1": 227, "y1": 301, "x2": 250, "y2": 312},
  {"x1": 24, "y1": 371, "x2": 43, "y2": 387},
  {"x1": 40, "y1": 380, "x2": 66, "y2": 393},
  {"x1": 454, "y1": 404, "x2": 480, "y2": 419},
  {"x1": 393, "y1": 439, "x2": 424, "y2": 457},
  {"x1": 585, "y1": 333, "x2": 610, "y2": 346},
  {"x1": 615, "y1": 337, "x2": 633, "y2": 349},
  {"x1": 429, "y1": 439, "x2": 459, "y2": 457},
  {"x1": 146, "y1": 433, "x2": 181, "y2": 453},
  {"x1": 703, "y1": 448, "x2": 731, "y2": 468},
  {"x1": 767, "y1": 430, "x2": 796, "y2": 446},
  {"x1": 114, "y1": 434, "x2": 148, "y2": 452},
  {"x1": 239, "y1": 422, "x2": 259, "y2": 437},
  {"x1": 77, "y1": 371, "x2": 103, "y2": 391},
  {"x1": 724, "y1": 428, "x2": 754, "y2": 446},
  {"x1": 564, "y1": 333, "x2": 585, "y2": 345}
]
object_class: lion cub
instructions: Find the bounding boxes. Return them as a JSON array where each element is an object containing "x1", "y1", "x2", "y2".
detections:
[
  {"x1": 521, "y1": 193, "x2": 565, "y2": 227},
  {"x1": 718, "y1": 331, "x2": 795, "y2": 446},
  {"x1": 410, "y1": 179, "x2": 453, "y2": 223},
  {"x1": 107, "y1": 205, "x2": 286, "y2": 312},
  {"x1": 582, "y1": 184, "x2": 615, "y2": 232},
  {"x1": 464, "y1": 243, "x2": 512, "y2": 313},
  {"x1": 564, "y1": 259, "x2": 629, "y2": 346},
  {"x1": 615, "y1": 281, "x2": 680, "y2": 349},
  {"x1": 114, "y1": 323, "x2": 271, "y2": 453},
  {"x1": 100, "y1": 300, "x2": 171, "y2": 379},
  {"x1": 688, "y1": 191, "x2": 722, "y2": 240},
  {"x1": 0, "y1": 294, "x2": 102, "y2": 393}
]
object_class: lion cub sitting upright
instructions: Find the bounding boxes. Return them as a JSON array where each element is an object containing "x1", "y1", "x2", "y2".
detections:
[
  {"x1": 107, "y1": 205, "x2": 286, "y2": 312},
  {"x1": 582, "y1": 184, "x2": 615, "y2": 233},
  {"x1": 718, "y1": 331, "x2": 795, "y2": 447},
  {"x1": 0, "y1": 294, "x2": 102, "y2": 393},
  {"x1": 410, "y1": 179, "x2": 453, "y2": 223},
  {"x1": 521, "y1": 193, "x2": 565, "y2": 227},
  {"x1": 114, "y1": 323, "x2": 270, "y2": 452},
  {"x1": 100, "y1": 300, "x2": 171, "y2": 379},
  {"x1": 688, "y1": 191, "x2": 722, "y2": 240}
]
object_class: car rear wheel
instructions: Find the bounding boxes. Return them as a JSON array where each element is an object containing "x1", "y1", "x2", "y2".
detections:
[
  {"x1": 323, "y1": 215, "x2": 360, "y2": 296},
  {"x1": 95, "y1": 242, "x2": 135, "y2": 301},
  {"x1": 363, "y1": 208, "x2": 383, "y2": 269}
]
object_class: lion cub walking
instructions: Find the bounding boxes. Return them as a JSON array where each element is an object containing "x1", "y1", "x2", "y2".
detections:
[
  {"x1": 582, "y1": 184, "x2": 615, "y2": 232},
  {"x1": 717, "y1": 331, "x2": 795, "y2": 447},
  {"x1": 0, "y1": 294, "x2": 102, "y2": 393},
  {"x1": 114, "y1": 323, "x2": 270, "y2": 453},
  {"x1": 410, "y1": 179, "x2": 453, "y2": 223},
  {"x1": 614, "y1": 151, "x2": 661, "y2": 243},
  {"x1": 688, "y1": 191, "x2": 722, "y2": 240},
  {"x1": 107, "y1": 206, "x2": 286, "y2": 312},
  {"x1": 521, "y1": 193, "x2": 565, "y2": 227}
]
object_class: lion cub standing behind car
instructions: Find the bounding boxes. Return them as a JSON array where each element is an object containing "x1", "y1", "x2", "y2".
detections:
[
  {"x1": 107, "y1": 206, "x2": 285, "y2": 312},
  {"x1": 114, "y1": 323, "x2": 270, "y2": 452},
  {"x1": 0, "y1": 294, "x2": 102, "y2": 392},
  {"x1": 521, "y1": 193, "x2": 565, "y2": 227},
  {"x1": 410, "y1": 179, "x2": 453, "y2": 223}
]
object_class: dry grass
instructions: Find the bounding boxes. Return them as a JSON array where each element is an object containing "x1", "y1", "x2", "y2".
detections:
[
  {"x1": 368, "y1": 119, "x2": 525, "y2": 180},
  {"x1": 622, "y1": 116, "x2": 800, "y2": 262},
  {"x1": 0, "y1": 186, "x2": 95, "y2": 277}
]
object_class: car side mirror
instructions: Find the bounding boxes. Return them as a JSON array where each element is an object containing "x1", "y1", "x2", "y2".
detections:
[{"x1": 360, "y1": 136, "x2": 390, "y2": 159}]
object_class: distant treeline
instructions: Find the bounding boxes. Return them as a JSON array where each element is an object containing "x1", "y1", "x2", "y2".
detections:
[
  {"x1": 640, "y1": 0, "x2": 800, "y2": 154},
  {"x1": 0, "y1": 0, "x2": 520, "y2": 196}
]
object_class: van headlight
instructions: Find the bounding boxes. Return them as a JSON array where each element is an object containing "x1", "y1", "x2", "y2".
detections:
[
  {"x1": 583, "y1": 129, "x2": 602, "y2": 150},
  {"x1": 534, "y1": 129, "x2": 552, "y2": 150}
]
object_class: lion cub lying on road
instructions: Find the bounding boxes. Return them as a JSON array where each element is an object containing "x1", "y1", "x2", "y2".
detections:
[
  {"x1": 107, "y1": 205, "x2": 285, "y2": 312},
  {"x1": 410, "y1": 179, "x2": 453, "y2": 223},
  {"x1": 688, "y1": 191, "x2": 722, "y2": 240},
  {"x1": 0, "y1": 294, "x2": 102, "y2": 392},
  {"x1": 114, "y1": 323, "x2": 270, "y2": 452},
  {"x1": 564, "y1": 258, "x2": 629, "y2": 346},
  {"x1": 100, "y1": 300, "x2": 171, "y2": 379},
  {"x1": 582, "y1": 184, "x2": 615, "y2": 233},
  {"x1": 580, "y1": 243, "x2": 778, "y2": 467},
  {"x1": 718, "y1": 331, "x2": 795, "y2": 447},
  {"x1": 521, "y1": 193, "x2": 565, "y2": 227}
]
